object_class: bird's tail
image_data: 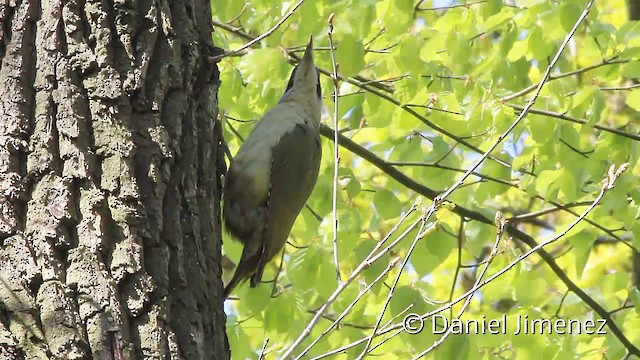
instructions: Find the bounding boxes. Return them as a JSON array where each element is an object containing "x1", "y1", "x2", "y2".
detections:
[
  {"x1": 223, "y1": 269, "x2": 248, "y2": 299},
  {"x1": 223, "y1": 244, "x2": 263, "y2": 299}
]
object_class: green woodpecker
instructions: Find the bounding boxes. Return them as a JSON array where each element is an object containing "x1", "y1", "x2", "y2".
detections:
[{"x1": 223, "y1": 37, "x2": 322, "y2": 299}]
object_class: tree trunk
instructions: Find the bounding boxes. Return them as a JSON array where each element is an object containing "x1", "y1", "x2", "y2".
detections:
[{"x1": 0, "y1": 0, "x2": 228, "y2": 359}]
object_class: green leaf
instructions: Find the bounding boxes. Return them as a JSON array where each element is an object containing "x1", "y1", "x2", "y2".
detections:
[
  {"x1": 483, "y1": 11, "x2": 512, "y2": 32},
  {"x1": 556, "y1": 168, "x2": 578, "y2": 202},
  {"x1": 626, "y1": 89, "x2": 640, "y2": 111},
  {"x1": 288, "y1": 246, "x2": 320, "y2": 291},
  {"x1": 535, "y1": 169, "x2": 562, "y2": 197},
  {"x1": 623, "y1": 60, "x2": 640, "y2": 78},
  {"x1": 242, "y1": 284, "x2": 272, "y2": 316},
  {"x1": 572, "y1": 85, "x2": 596, "y2": 113},
  {"x1": 587, "y1": 88, "x2": 605, "y2": 126},
  {"x1": 335, "y1": 34, "x2": 365, "y2": 77},
  {"x1": 354, "y1": 239, "x2": 394, "y2": 284},
  {"x1": 527, "y1": 27, "x2": 548, "y2": 61},
  {"x1": 477, "y1": 153, "x2": 512, "y2": 201},
  {"x1": 507, "y1": 40, "x2": 527, "y2": 62},
  {"x1": 559, "y1": 3, "x2": 581, "y2": 33},
  {"x1": 412, "y1": 228, "x2": 455, "y2": 277},
  {"x1": 226, "y1": 322, "x2": 251, "y2": 360},
  {"x1": 364, "y1": 94, "x2": 395, "y2": 127},
  {"x1": 435, "y1": 333, "x2": 471, "y2": 360},
  {"x1": 480, "y1": 0, "x2": 502, "y2": 18},
  {"x1": 376, "y1": 0, "x2": 412, "y2": 35},
  {"x1": 397, "y1": 35, "x2": 423, "y2": 75},
  {"x1": 374, "y1": 189, "x2": 402, "y2": 219},
  {"x1": 568, "y1": 231, "x2": 596, "y2": 278},
  {"x1": 297, "y1": 1, "x2": 321, "y2": 39}
]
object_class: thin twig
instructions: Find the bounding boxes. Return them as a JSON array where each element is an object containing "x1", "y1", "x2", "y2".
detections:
[
  {"x1": 412, "y1": 213, "x2": 506, "y2": 358},
  {"x1": 437, "y1": 0, "x2": 595, "y2": 204},
  {"x1": 600, "y1": 83, "x2": 640, "y2": 91},
  {"x1": 360, "y1": 217, "x2": 423, "y2": 268},
  {"x1": 280, "y1": 206, "x2": 419, "y2": 358},
  {"x1": 448, "y1": 220, "x2": 465, "y2": 319},
  {"x1": 212, "y1": 20, "x2": 254, "y2": 41},
  {"x1": 225, "y1": 4, "x2": 248, "y2": 25},
  {"x1": 324, "y1": 167, "x2": 620, "y2": 357},
  {"x1": 312, "y1": 142, "x2": 639, "y2": 356},
  {"x1": 508, "y1": 201, "x2": 593, "y2": 222},
  {"x1": 416, "y1": 0, "x2": 486, "y2": 11},
  {"x1": 321, "y1": 123, "x2": 625, "y2": 255},
  {"x1": 258, "y1": 338, "x2": 269, "y2": 360},
  {"x1": 295, "y1": 257, "x2": 400, "y2": 359},
  {"x1": 500, "y1": 58, "x2": 629, "y2": 101},
  {"x1": 328, "y1": 14, "x2": 342, "y2": 285},
  {"x1": 210, "y1": 0, "x2": 307, "y2": 61},
  {"x1": 389, "y1": 161, "x2": 515, "y2": 186},
  {"x1": 377, "y1": 165, "x2": 627, "y2": 339},
  {"x1": 212, "y1": 14, "x2": 512, "y2": 167},
  {"x1": 357, "y1": 210, "x2": 435, "y2": 358},
  {"x1": 507, "y1": 103, "x2": 640, "y2": 142}
]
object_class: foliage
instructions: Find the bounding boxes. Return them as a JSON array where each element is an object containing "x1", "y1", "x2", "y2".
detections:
[{"x1": 212, "y1": 0, "x2": 640, "y2": 358}]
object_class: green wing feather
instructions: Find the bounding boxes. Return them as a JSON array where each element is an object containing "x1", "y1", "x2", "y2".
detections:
[{"x1": 250, "y1": 122, "x2": 322, "y2": 286}]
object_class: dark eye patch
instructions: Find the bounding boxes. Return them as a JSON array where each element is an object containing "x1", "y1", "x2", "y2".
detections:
[
  {"x1": 284, "y1": 65, "x2": 321, "y2": 100},
  {"x1": 285, "y1": 65, "x2": 298, "y2": 94},
  {"x1": 315, "y1": 68, "x2": 321, "y2": 100}
]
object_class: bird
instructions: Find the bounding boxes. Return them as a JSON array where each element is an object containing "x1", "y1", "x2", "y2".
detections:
[{"x1": 222, "y1": 36, "x2": 322, "y2": 299}]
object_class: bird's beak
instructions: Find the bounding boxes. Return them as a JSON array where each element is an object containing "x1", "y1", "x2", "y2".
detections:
[{"x1": 301, "y1": 36, "x2": 314, "y2": 66}]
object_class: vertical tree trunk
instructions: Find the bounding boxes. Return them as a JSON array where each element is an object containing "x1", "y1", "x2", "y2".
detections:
[{"x1": 0, "y1": 0, "x2": 228, "y2": 359}]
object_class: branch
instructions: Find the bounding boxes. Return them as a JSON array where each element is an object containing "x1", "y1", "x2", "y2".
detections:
[
  {"x1": 600, "y1": 83, "x2": 640, "y2": 91},
  {"x1": 507, "y1": 104, "x2": 640, "y2": 142},
  {"x1": 357, "y1": 216, "x2": 435, "y2": 358},
  {"x1": 295, "y1": 257, "x2": 400, "y2": 358},
  {"x1": 327, "y1": 14, "x2": 342, "y2": 284},
  {"x1": 344, "y1": 81, "x2": 512, "y2": 168},
  {"x1": 318, "y1": 125, "x2": 640, "y2": 356},
  {"x1": 437, "y1": 0, "x2": 594, "y2": 203},
  {"x1": 212, "y1": 17, "x2": 513, "y2": 168},
  {"x1": 415, "y1": 0, "x2": 486, "y2": 11},
  {"x1": 211, "y1": 20, "x2": 254, "y2": 41},
  {"x1": 500, "y1": 58, "x2": 629, "y2": 102},
  {"x1": 210, "y1": 0, "x2": 306, "y2": 61},
  {"x1": 320, "y1": 124, "x2": 624, "y2": 242},
  {"x1": 319, "y1": 165, "x2": 637, "y2": 357},
  {"x1": 281, "y1": 207, "x2": 420, "y2": 359},
  {"x1": 258, "y1": 339, "x2": 269, "y2": 360},
  {"x1": 412, "y1": 214, "x2": 507, "y2": 357},
  {"x1": 508, "y1": 201, "x2": 593, "y2": 222}
]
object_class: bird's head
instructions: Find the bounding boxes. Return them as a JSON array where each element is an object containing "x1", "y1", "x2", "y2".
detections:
[{"x1": 280, "y1": 36, "x2": 321, "y2": 106}]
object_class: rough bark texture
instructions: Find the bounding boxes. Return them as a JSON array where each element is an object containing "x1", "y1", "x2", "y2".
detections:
[{"x1": 0, "y1": 0, "x2": 228, "y2": 359}]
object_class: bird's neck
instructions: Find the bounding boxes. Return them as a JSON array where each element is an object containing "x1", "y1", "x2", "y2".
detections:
[{"x1": 278, "y1": 90, "x2": 322, "y2": 127}]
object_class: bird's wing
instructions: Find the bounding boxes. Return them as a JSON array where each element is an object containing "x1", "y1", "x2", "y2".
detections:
[
  {"x1": 250, "y1": 121, "x2": 322, "y2": 286},
  {"x1": 223, "y1": 161, "x2": 268, "y2": 238}
]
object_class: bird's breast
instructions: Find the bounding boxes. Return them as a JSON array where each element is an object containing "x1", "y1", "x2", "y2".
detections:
[{"x1": 231, "y1": 114, "x2": 309, "y2": 200}]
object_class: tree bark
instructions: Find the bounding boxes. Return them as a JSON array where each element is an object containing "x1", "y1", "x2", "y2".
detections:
[{"x1": 0, "y1": 0, "x2": 228, "y2": 359}]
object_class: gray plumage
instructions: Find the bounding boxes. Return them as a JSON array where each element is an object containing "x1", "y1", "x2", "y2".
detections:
[{"x1": 223, "y1": 37, "x2": 322, "y2": 299}]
